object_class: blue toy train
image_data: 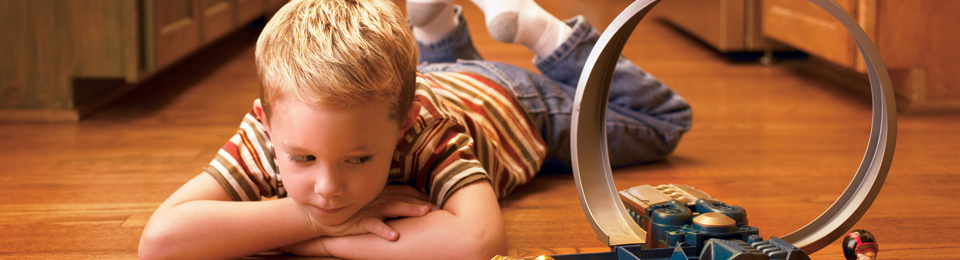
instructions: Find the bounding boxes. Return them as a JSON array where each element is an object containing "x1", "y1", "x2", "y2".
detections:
[{"x1": 552, "y1": 184, "x2": 810, "y2": 260}]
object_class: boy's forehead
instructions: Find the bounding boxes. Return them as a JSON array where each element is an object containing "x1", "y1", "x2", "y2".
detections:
[
  {"x1": 271, "y1": 97, "x2": 390, "y2": 115},
  {"x1": 269, "y1": 98, "x2": 397, "y2": 142},
  {"x1": 271, "y1": 96, "x2": 398, "y2": 123}
]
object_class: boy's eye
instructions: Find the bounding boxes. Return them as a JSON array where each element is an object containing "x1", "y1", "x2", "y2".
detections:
[
  {"x1": 289, "y1": 155, "x2": 316, "y2": 164},
  {"x1": 346, "y1": 156, "x2": 373, "y2": 165}
]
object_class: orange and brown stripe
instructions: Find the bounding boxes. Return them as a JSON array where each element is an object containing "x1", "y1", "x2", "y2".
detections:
[{"x1": 206, "y1": 72, "x2": 546, "y2": 207}]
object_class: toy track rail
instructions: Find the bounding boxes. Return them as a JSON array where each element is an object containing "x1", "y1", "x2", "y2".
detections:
[{"x1": 569, "y1": 0, "x2": 896, "y2": 255}]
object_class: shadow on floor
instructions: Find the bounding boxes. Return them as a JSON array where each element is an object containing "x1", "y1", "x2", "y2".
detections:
[{"x1": 85, "y1": 21, "x2": 266, "y2": 122}]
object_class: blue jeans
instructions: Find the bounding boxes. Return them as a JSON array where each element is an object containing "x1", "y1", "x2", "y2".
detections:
[{"x1": 416, "y1": 8, "x2": 692, "y2": 172}]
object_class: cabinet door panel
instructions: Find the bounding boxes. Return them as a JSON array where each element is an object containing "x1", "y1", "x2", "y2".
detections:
[
  {"x1": 201, "y1": 0, "x2": 235, "y2": 43},
  {"x1": 265, "y1": 0, "x2": 288, "y2": 16},
  {"x1": 236, "y1": 0, "x2": 265, "y2": 25},
  {"x1": 150, "y1": 0, "x2": 201, "y2": 70},
  {"x1": 762, "y1": 0, "x2": 858, "y2": 67},
  {"x1": 657, "y1": 0, "x2": 746, "y2": 52}
]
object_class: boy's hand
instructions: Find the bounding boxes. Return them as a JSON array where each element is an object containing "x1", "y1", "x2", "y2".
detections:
[
  {"x1": 326, "y1": 185, "x2": 437, "y2": 240},
  {"x1": 285, "y1": 185, "x2": 436, "y2": 256}
]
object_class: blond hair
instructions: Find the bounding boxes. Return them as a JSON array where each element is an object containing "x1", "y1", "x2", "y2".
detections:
[{"x1": 256, "y1": 0, "x2": 418, "y2": 122}]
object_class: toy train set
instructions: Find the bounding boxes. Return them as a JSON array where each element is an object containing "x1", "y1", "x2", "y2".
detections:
[
  {"x1": 514, "y1": 0, "x2": 896, "y2": 259},
  {"x1": 552, "y1": 184, "x2": 811, "y2": 259}
]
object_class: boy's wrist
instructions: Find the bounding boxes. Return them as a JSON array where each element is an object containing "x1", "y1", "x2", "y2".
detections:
[
  {"x1": 277, "y1": 197, "x2": 329, "y2": 236},
  {"x1": 314, "y1": 238, "x2": 332, "y2": 256},
  {"x1": 278, "y1": 236, "x2": 332, "y2": 257}
]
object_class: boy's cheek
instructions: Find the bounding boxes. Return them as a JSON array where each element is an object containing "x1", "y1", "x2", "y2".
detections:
[{"x1": 278, "y1": 172, "x2": 310, "y2": 202}]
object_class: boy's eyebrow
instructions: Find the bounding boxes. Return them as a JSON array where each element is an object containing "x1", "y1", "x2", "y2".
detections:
[
  {"x1": 278, "y1": 141, "x2": 378, "y2": 154},
  {"x1": 278, "y1": 141, "x2": 311, "y2": 154},
  {"x1": 348, "y1": 143, "x2": 377, "y2": 152}
]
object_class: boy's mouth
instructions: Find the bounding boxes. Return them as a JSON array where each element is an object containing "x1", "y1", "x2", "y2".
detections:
[{"x1": 314, "y1": 206, "x2": 346, "y2": 214}]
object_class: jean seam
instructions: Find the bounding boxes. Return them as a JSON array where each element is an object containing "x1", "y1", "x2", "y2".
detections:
[{"x1": 534, "y1": 15, "x2": 593, "y2": 73}]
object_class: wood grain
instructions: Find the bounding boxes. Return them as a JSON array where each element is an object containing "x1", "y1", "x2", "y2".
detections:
[
  {"x1": 0, "y1": 0, "x2": 284, "y2": 121},
  {"x1": 762, "y1": 0, "x2": 960, "y2": 112},
  {"x1": 762, "y1": 0, "x2": 858, "y2": 67},
  {"x1": 876, "y1": 0, "x2": 960, "y2": 111},
  {"x1": 151, "y1": 0, "x2": 203, "y2": 70},
  {"x1": 1, "y1": 0, "x2": 958, "y2": 259},
  {"x1": 237, "y1": 0, "x2": 267, "y2": 25},
  {"x1": 655, "y1": 0, "x2": 748, "y2": 52},
  {"x1": 201, "y1": 0, "x2": 237, "y2": 44}
]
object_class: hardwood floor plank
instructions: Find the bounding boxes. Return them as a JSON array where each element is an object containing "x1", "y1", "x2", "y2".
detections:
[{"x1": 1, "y1": 0, "x2": 958, "y2": 259}]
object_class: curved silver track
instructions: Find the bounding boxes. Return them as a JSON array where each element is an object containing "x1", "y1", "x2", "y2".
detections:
[{"x1": 569, "y1": 0, "x2": 896, "y2": 254}]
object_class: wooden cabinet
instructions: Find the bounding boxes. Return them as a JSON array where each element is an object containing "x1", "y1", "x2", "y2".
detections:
[
  {"x1": 656, "y1": 0, "x2": 774, "y2": 53},
  {"x1": 0, "y1": 0, "x2": 286, "y2": 122},
  {"x1": 762, "y1": 0, "x2": 960, "y2": 112},
  {"x1": 201, "y1": 0, "x2": 236, "y2": 46},
  {"x1": 265, "y1": 0, "x2": 288, "y2": 14},
  {"x1": 148, "y1": 0, "x2": 203, "y2": 71},
  {"x1": 237, "y1": 0, "x2": 266, "y2": 25},
  {"x1": 763, "y1": 0, "x2": 860, "y2": 69}
]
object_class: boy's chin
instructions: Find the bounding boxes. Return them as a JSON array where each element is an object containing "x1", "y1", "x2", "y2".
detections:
[
  {"x1": 316, "y1": 215, "x2": 350, "y2": 226},
  {"x1": 308, "y1": 207, "x2": 359, "y2": 226}
]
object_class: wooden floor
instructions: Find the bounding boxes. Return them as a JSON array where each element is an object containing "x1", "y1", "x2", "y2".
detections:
[{"x1": 3, "y1": 0, "x2": 959, "y2": 259}]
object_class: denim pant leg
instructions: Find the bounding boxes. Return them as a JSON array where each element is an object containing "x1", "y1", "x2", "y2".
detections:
[
  {"x1": 532, "y1": 16, "x2": 693, "y2": 168},
  {"x1": 414, "y1": 6, "x2": 483, "y2": 64},
  {"x1": 417, "y1": 14, "x2": 692, "y2": 172}
]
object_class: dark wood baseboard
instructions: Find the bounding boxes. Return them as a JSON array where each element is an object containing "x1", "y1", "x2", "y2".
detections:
[
  {"x1": 0, "y1": 109, "x2": 79, "y2": 123},
  {"x1": 797, "y1": 56, "x2": 960, "y2": 113},
  {"x1": 0, "y1": 81, "x2": 138, "y2": 123}
]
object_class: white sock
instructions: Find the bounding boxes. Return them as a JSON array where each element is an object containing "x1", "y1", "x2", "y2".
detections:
[
  {"x1": 470, "y1": 0, "x2": 572, "y2": 57},
  {"x1": 408, "y1": 0, "x2": 457, "y2": 44}
]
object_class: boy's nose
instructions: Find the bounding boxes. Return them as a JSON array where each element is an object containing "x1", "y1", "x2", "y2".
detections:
[{"x1": 314, "y1": 169, "x2": 345, "y2": 197}]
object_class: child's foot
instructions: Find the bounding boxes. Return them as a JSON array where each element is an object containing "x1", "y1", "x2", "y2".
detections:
[
  {"x1": 408, "y1": 0, "x2": 457, "y2": 44},
  {"x1": 470, "y1": 0, "x2": 572, "y2": 57}
]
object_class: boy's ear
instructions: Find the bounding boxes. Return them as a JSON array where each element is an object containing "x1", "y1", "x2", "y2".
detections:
[
  {"x1": 253, "y1": 99, "x2": 271, "y2": 133},
  {"x1": 398, "y1": 102, "x2": 421, "y2": 139}
]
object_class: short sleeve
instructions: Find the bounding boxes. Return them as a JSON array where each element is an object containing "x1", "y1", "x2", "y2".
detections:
[
  {"x1": 389, "y1": 82, "x2": 490, "y2": 207},
  {"x1": 204, "y1": 110, "x2": 285, "y2": 201}
]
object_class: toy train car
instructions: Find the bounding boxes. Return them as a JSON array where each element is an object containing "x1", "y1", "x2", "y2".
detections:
[{"x1": 552, "y1": 184, "x2": 810, "y2": 260}]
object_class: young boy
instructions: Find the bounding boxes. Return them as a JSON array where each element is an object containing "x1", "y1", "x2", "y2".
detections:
[{"x1": 138, "y1": 0, "x2": 691, "y2": 259}]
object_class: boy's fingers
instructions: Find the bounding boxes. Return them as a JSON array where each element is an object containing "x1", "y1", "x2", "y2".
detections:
[
  {"x1": 360, "y1": 218, "x2": 399, "y2": 241},
  {"x1": 381, "y1": 185, "x2": 430, "y2": 201},
  {"x1": 395, "y1": 196, "x2": 435, "y2": 208},
  {"x1": 375, "y1": 192, "x2": 434, "y2": 209},
  {"x1": 379, "y1": 201, "x2": 432, "y2": 218}
]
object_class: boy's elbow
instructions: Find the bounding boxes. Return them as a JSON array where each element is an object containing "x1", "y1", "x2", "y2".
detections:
[
  {"x1": 476, "y1": 230, "x2": 509, "y2": 259},
  {"x1": 457, "y1": 221, "x2": 508, "y2": 259},
  {"x1": 138, "y1": 217, "x2": 178, "y2": 260},
  {"x1": 138, "y1": 235, "x2": 165, "y2": 260}
]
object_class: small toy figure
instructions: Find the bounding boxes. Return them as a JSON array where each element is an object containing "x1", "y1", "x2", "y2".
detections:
[{"x1": 842, "y1": 229, "x2": 879, "y2": 260}]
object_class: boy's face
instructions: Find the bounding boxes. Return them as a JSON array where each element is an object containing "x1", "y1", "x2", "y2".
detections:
[{"x1": 258, "y1": 98, "x2": 401, "y2": 226}]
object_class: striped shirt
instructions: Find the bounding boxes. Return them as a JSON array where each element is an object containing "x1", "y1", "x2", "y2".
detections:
[{"x1": 205, "y1": 72, "x2": 547, "y2": 206}]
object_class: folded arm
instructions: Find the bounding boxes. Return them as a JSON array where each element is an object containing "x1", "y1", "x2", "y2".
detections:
[
  {"x1": 285, "y1": 180, "x2": 508, "y2": 260},
  {"x1": 138, "y1": 173, "x2": 322, "y2": 259},
  {"x1": 138, "y1": 173, "x2": 430, "y2": 260}
]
